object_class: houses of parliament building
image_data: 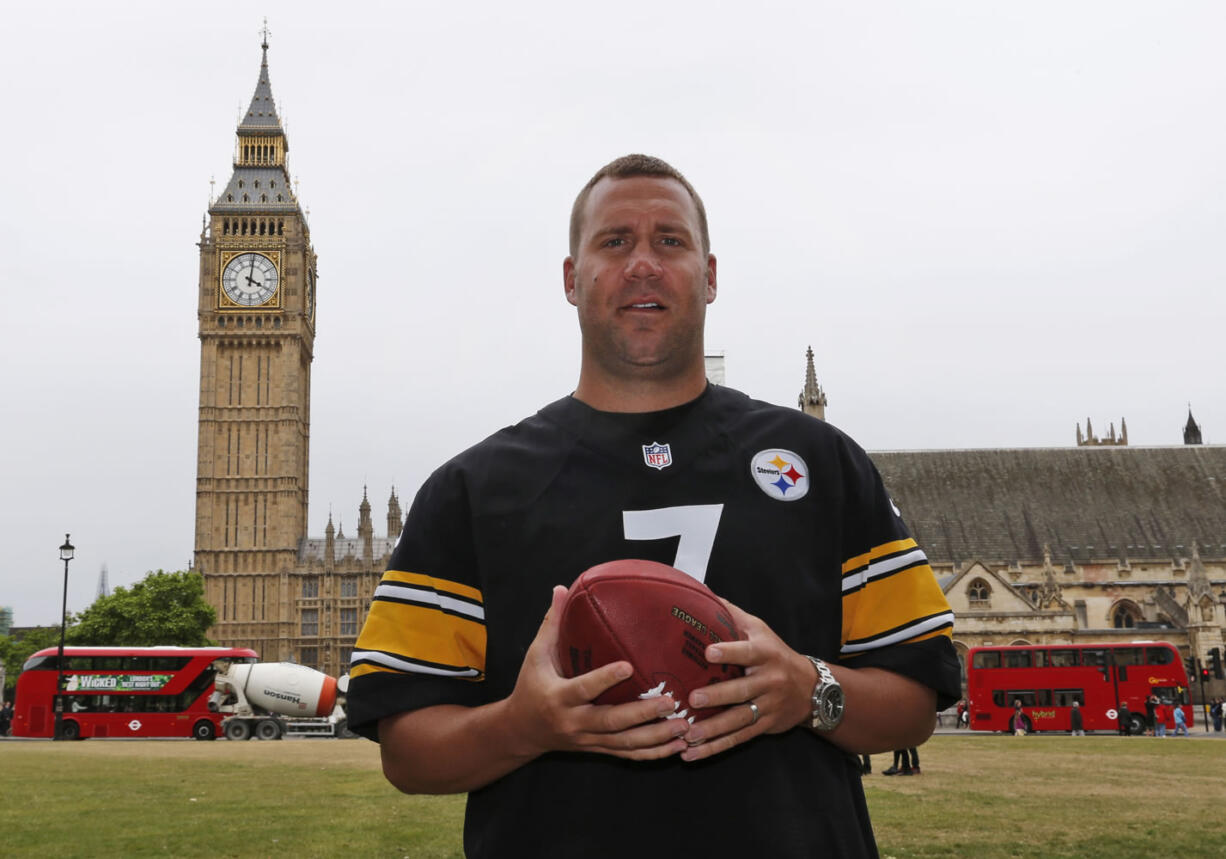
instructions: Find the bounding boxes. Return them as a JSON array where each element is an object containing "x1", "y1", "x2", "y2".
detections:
[{"x1": 196, "y1": 41, "x2": 1226, "y2": 692}]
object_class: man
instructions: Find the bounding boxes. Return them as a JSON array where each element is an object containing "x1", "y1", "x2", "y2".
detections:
[
  {"x1": 348, "y1": 154, "x2": 960, "y2": 857},
  {"x1": 1069, "y1": 700, "x2": 1084, "y2": 735}
]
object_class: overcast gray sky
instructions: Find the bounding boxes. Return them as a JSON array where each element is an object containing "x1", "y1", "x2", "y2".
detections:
[{"x1": 2, "y1": 1, "x2": 1223, "y2": 626}]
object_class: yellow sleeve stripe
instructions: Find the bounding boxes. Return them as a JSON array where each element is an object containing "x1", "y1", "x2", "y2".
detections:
[
  {"x1": 381, "y1": 569, "x2": 483, "y2": 607},
  {"x1": 841, "y1": 538, "x2": 919, "y2": 577},
  {"x1": 840, "y1": 561, "x2": 954, "y2": 654},
  {"x1": 351, "y1": 596, "x2": 486, "y2": 680}
]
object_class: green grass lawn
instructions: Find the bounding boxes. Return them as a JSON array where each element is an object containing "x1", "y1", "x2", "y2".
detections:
[{"x1": 1, "y1": 733, "x2": 1223, "y2": 857}]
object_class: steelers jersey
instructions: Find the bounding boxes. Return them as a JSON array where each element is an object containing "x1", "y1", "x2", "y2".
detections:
[{"x1": 349, "y1": 384, "x2": 958, "y2": 858}]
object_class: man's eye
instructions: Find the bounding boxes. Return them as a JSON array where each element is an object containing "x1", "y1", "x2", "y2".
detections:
[
  {"x1": 603, "y1": 237, "x2": 626, "y2": 248},
  {"x1": 660, "y1": 237, "x2": 682, "y2": 247}
]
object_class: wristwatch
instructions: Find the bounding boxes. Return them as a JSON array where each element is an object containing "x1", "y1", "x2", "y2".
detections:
[{"x1": 805, "y1": 656, "x2": 845, "y2": 732}]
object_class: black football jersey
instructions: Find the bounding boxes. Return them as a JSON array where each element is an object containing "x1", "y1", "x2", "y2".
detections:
[{"x1": 350, "y1": 385, "x2": 958, "y2": 858}]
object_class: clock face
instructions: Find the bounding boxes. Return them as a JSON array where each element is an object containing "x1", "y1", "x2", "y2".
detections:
[
  {"x1": 222, "y1": 252, "x2": 279, "y2": 306},
  {"x1": 305, "y1": 267, "x2": 315, "y2": 320}
]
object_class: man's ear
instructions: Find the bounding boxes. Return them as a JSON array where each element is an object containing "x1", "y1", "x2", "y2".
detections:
[
  {"x1": 563, "y1": 257, "x2": 578, "y2": 306},
  {"x1": 705, "y1": 254, "x2": 718, "y2": 304}
]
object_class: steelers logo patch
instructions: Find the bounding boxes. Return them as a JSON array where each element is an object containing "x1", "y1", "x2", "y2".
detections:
[{"x1": 750, "y1": 449, "x2": 809, "y2": 501}]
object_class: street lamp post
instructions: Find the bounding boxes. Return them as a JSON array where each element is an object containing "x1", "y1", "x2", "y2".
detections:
[{"x1": 54, "y1": 534, "x2": 74, "y2": 741}]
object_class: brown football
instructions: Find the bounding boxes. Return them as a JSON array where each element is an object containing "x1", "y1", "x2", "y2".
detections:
[{"x1": 556, "y1": 559, "x2": 743, "y2": 723}]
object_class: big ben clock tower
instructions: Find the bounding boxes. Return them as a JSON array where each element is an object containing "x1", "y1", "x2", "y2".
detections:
[{"x1": 195, "y1": 31, "x2": 317, "y2": 659}]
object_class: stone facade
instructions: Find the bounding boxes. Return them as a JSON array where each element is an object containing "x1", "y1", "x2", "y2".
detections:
[
  {"x1": 871, "y1": 447, "x2": 1226, "y2": 700},
  {"x1": 797, "y1": 354, "x2": 1226, "y2": 699}
]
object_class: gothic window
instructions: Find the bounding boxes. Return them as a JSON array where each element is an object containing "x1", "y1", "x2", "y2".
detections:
[
  {"x1": 242, "y1": 194, "x2": 249, "y2": 202},
  {"x1": 300, "y1": 647, "x2": 318, "y2": 666},
  {"x1": 340, "y1": 608, "x2": 358, "y2": 636},
  {"x1": 227, "y1": 194, "x2": 233, "y2": 202},
  {"x1": 967, "y1": 578, "x2": 991, "y2": 606},
  {"x1": 302, "y1": 576, "x2": 319, "y2": 598},
  {"x1": 1111, "y1": 600, "x2": 1142, "y2": 628},
  {"x1": 238, "y1": 179, "x2": 245, "y2": 189},
  {"x1": 340, "y1": 576, "x2": 358, "y2": 598},
  {"x1": 301, "y1": 609, "x2": 319, "y2": 636},
  {"x1": 254, "y1": 180, "x2": 260, "y2": 188},
  {"x1": 261, "y1": 194, "x2": 268, "y2": 203}
]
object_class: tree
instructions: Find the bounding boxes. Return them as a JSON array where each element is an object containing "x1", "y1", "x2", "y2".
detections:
[
  {"x1": 0, "y1": 626, "x2": 65, "y2": 698},
  {"x1": 66, "y1": 570, "x2": 216, "y2": 647}
]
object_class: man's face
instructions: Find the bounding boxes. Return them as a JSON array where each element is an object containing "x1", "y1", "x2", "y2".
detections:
[{"x1": 563, "y1": 176, "x2": 716, "y2": 383}]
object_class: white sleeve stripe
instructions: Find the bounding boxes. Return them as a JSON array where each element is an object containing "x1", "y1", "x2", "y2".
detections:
[
  {"x1": 349, "y1": 650, "x2": 481, "y2": 678},
  {"x1": 374, "y1": 583, "x2": 486, "y2": 621},
  {"x1": 841, "y1": 548, "x2": 929, "y2": 593},
  {"x1": 839, "y1": 612, "x2": 955, "y2": 654}
]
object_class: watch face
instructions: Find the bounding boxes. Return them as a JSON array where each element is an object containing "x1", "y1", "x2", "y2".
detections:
[
  {"x1": 820, "y1": 687, "x2": 845, "y2": 724},
  {"x1": 222, "y1": 252, "x2": 279, "y2": 306}
]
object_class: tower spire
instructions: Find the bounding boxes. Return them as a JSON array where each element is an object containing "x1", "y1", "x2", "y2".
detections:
[
  {"x1": 1184, "y1": 406, "x2": 1203, "y2": 445},
  {"x1": 797, "y1": 346, "x2": 828, "y2": 420}
]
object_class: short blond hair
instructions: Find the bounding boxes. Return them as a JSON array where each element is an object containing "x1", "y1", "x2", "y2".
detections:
[{"x1": 569, "y1": 154, "x2": 709, "y2": 257}]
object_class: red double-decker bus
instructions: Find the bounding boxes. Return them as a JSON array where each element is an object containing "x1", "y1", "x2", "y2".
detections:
[
  {"x1": 966, "y1": 642, "x2": 1192, "y2": 734},
  {"x1": 12, "y1": 646, "x2": 258, "y2": 740}
]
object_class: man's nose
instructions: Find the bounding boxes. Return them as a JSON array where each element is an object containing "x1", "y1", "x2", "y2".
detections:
[{"x1": 624, "y1": 245, "x2": 663, "y2": 279}]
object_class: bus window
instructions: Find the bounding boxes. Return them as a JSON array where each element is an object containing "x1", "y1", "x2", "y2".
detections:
[
  {"x1": 1081, "y1": 649, "x2": 1107, "y2": 667},
  {"x1": 1032, "y1": 651, "x2": 1049, "y2": 668},
  {"x1": 1151, "y1": 686, "x2": 1188, "y2": 706},
  {"x1": 1000, "y1": 690, "x2": 1040, "y2": 707},
  {"x1": 1050, "y1": 650, "x2": 1077, "y2": 667},
  {"x1": 1054, "y1": 689, "x2": 1085, "y2": 706},
  {"x1": 1004, "y1": 651, "x2": 1032, "y2": 669},
  {"x1": 1115, "y1": 647, "x2": 1143, "y2": 666},
  {"x1": 1145, "y1": 647, "x2": 1173, "y2": 666},
  {"x1": 973, "y1": 652, "x2": 1001, "y2": 669}
]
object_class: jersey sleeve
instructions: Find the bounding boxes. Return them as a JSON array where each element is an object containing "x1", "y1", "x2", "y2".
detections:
[
  {"x1": 835, "y1": 436, "x2": 961, "y2": 709},
  {"x1": 347, "y1": 463, "x2": 492, "y2": 739}
]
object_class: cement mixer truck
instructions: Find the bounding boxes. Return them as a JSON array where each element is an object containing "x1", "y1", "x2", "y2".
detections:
[{"x1": 208, "y1": 660, "x2": 354, "y2": 740}]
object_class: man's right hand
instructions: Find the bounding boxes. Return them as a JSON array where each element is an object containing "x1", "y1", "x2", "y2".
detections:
[
  {"x1": 378, "y1": 585, "x2": 689, "y2": 794},
  {"x1": 503, "y1": 585, "x2": 692, "y2": 761}
]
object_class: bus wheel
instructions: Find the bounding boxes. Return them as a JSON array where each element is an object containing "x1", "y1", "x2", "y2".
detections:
[
  {"x1": 193, "y1": 720, "x2": 217, "y2": 741},
  {"x1": 1021, "y1": 715, "x2": 1034, "y2": 734},
  {"x1": 255, "y1": 719, "x2": 283, "y2": 741},
  {"x1": 225, "y1": 719, "x2": 251, "y2": 741},
  {"x1": 1128, "y1": 713, "x2": 1147, "y2": 736},
  {"x1": 61, "y1": 720, "x2": 81, "y2": 741}
]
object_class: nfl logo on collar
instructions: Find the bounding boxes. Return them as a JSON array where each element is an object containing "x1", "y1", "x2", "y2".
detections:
[{"x1": 642, "y1": 442, "x2": 672, "y2": 471}]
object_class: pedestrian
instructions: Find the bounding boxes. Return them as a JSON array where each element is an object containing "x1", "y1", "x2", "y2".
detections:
[
  {"x1": 1211, "y1": 698, "x2": 1223, "y2": 733},
  {"x1": 0, "y1": 699, "x2": 12, "y2": 736},
  {"x1": 1173, "y1": 704, "x2": 1188, "y2": 736},
  {"x1": 1012, "y1": 699, "x2": 1027, "y2": 736},
  {"x1": 883, "y1": 747, "x2": 920, "y2": 775},
  {"x1": 1154, "y1": 699, "x2": 1167, "y2": 738},
  {"x1": 1069, "y1": 700, "x2": 1084, "y2": 736},
  {"x1": 1144, "y1": 694, "x2": 1157, "y2": 737},
  {"x1": 346, "y1": 154, "x2": 961, "y2": 858},
  {"x1": 1119, "y1": 702, "x2": 1132, "y2": 736},
  {"x1": 955, "y1": 697, "x2": 966, "y2": 729}
]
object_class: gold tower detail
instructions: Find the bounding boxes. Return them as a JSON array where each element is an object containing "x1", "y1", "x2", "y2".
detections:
[{"x1": 195, "y1": 34, "x2": 317, "y2": 662}]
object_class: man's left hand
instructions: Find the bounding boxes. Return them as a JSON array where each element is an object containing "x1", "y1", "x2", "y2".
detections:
[{"x1": 679, "y1": 600, "x2": 814, "y2": 762}]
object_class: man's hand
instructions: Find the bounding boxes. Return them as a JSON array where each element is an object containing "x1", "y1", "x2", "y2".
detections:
[
  {"x1": 379, "y1": 585, "x2": 691, "y2": 794},
  {"x1": 504, "y1": 585, "x2": 692, "y2": 761},
  {"x1": 678, "y1": 600, "x2": 813, "y2": 762},
  {"x1": 677, "y1": 599, "x2": 939, "y2": 762}
]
